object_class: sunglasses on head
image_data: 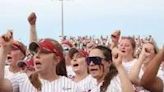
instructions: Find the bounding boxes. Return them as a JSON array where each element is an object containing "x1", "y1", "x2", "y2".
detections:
[
  {"x1": 86, "y1": 56, "x2": 104, "y2": 65},
  {"x1": 64, "y1": 48, "x2": 70, "y2": 52},
  {"x1": 111, "y1": 35, "x2": 118, "y2": 38}
]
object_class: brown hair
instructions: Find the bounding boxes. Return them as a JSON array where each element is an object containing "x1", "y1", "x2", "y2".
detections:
[
  {"x1": 121, "y1": 36, "x2": 136, "y2": 50},
  {"x1": 51, "y1": 38, "x2": 67, "y2": 76},
  {"x1": 94, "y1": 46, "x2": 118, "y2": 92},
  {"x1": 29, "y1": 38, "x2": 67, "y2": 91},
  {"x1": 145, "y1": 41, "x2": 158, "y2": 54},
  {"x1": 120, "y1": 36, "x2": 136, "y2": 57},
  {"x1": 68, "y1": 48, "x2": 78, "y2": 59}
]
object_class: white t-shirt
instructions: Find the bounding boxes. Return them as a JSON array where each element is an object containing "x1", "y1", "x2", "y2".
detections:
[
  {"x1": 157, "y1": 66, "x2": 164, "y2": 82},
  {"x1": 4, "y1": 65, "x2": 21, "y2": 80},
  {"x1": 66, "y1": 65, "x2": 76, "y2": 79},
  {"x1": 90, "y1": 75, "x2": 122, "y2": 92},
  {"x1": 10, "y1": 73, "x2": 79, "y2": 92},
  {"x1": 122, "y1": 59, "x2": 137, "y2": 73},
  {"x1": 75, "y1": 75, "x2": 97, "y2": 92}
]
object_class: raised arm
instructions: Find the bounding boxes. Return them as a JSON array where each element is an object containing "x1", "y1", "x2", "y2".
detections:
[
  {"x1": 140, "y1": 47, "x2": 164, "y2": 92},
  {"x1": 112, "y1": 48, "x2": 134, "y2": 92},
  {"x1": 28, "y1": 12, "x2": 37, "y2": 42},
  {"x1": 0, "y1": 31, "x2": 13, "y2": 92},
  {"x1": 129, "y1": 44, "x2": 151, "y2": 85}
]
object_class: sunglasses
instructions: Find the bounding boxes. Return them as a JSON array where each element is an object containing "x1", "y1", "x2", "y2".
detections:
[
  {"x1": 86, "y1": 56, "x2": 104, "y2": 65},
  {"x1": 111, "y1": 35, "x2": 120, "y2": 39},
  {"x1": 64, "y1": 48, "x2": 70, "y2": 52}
]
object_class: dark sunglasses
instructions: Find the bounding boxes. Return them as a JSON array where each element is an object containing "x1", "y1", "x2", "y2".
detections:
[
  {"x1": 111, "y1": 35, "x2": 118, "y2": 38},
  {"x1": 86, "y1": 56, "x2": 104, "y2": 65}
]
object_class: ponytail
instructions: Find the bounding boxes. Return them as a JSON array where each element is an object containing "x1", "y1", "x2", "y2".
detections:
[{"x1": 100, "y1": 64, "x2": 118, "y2": 92}]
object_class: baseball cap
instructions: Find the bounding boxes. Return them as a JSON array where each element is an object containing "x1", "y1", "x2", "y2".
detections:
[
  {"x1": 69, "y1": 48, "x2": 88, "y2": 59},
  {"x1": 29, "y1": 38, "x2": 64, "y2": 59},
  {"x1": 61, "y1": 40, "x2": 73, "y2": 48},
  {"x1": 78, "y1": 50, "x2": 88, "y2": 58},
  {"x1": 12, "y1": 41, "x2": 26, "y2": 55}
]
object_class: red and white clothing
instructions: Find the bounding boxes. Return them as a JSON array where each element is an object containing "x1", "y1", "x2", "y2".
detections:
[
  {"x1": 10, "y1": 73, "x2": 79, "y2": 92},
  {"x1": 75, "y1": 75, "x2": 97, "y2": 92},
  {"x1": 66, "y1": 65, "x2": 76, "y2": 79},
  {"x1": 90, "y1": 75, "x2": 122, "y2": 92},
  {"x1": 4, "y1": 65, "x2": 21, "y2": 80}
]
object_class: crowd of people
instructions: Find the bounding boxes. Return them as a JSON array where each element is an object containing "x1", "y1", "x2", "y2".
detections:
[{"x1": 0, "y1": 12, "x2": 163, "y2": 92}]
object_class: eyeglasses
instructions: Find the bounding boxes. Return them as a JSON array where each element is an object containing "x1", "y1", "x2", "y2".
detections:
[{"x1": 86, "y1": 56, "x2": 104, "y2": 65}]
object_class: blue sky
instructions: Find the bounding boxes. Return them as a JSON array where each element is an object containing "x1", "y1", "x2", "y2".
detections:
[{"x1": 0, "y1": 0, "x2": 163, "y2": 47}]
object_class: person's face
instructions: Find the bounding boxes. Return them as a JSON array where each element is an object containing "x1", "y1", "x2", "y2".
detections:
[
  {"x1": 118, "y1": 39, "x2": 134, "y2": 58},
  {"x1": 33, "y1": 49, "x2": 57, "y2": 73},
  {"x1": 62, "y1": 44, "x2": 71, "y2": 53},
  {"x1": 71, "y1": 53, "x2": 87, "y2": 73},
  {"x1": 143, "y1": 43, "x2": 156, "y2": 64},
  {"x1": 111, "y1": 34, "x2": 119, "y2": 43},
  {"x1": 7, "y1": 48, "x2": 24, "y2": 67},
  {"x1": 86, "y1": 43, "x2": 95, "y2": 53},
  {"x1": 88, "y1": 49, "x2": 110, "y2": 80}
]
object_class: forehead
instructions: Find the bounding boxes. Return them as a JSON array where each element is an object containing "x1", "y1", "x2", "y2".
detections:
[
  {"x1": 144, "y1": 43, "x2": 154, "y2": 48},
  {"x1": 119, "y1": 39, "x2": 131, "y2": 45},
  {"x1": 72, "y1": 52, "x2": 85, "y2": 59},
  {"x1": 89, "y1": 49, "x2": 104, "y2": 57},
  {"x1": 72, "y1": 52, "x2": 79, "y2": 58}
]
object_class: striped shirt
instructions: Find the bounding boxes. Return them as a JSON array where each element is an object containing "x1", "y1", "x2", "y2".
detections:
[
  {"x1": 10, "y1": 73, "x2": 79, "y2": 92},
  {"x1": 4, "y1": 65, "x2": 21, "y2": 80},
  {"x1": 66, "y1": 65, "x2": 76, "y2": 79},
  {"x1": 90, "y1": 75, "x2": 122, "y2": 92},
  {"x1": 75, "y1": 75, "x2": 97, "y2": 92}
]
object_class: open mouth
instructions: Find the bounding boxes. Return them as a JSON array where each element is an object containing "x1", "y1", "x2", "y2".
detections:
[
  {"x1": 121, "y1": 50, "x2": 126, "y2": 53},
  {"x1": 6, "y1": 56, "x2": 12, "y2": 64},
  {"x1": 73, "y1": 64, "x2": 79, "y2": 67},
  {"x1": 90, "y1": 68, "x2": 98, "y2": 72},
  {"x1": 7, "y1": 56, "x2": 12, "y2": 60},
  {"x1": 35, "y1": 62, "x2": 41, "y2": 65}
]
